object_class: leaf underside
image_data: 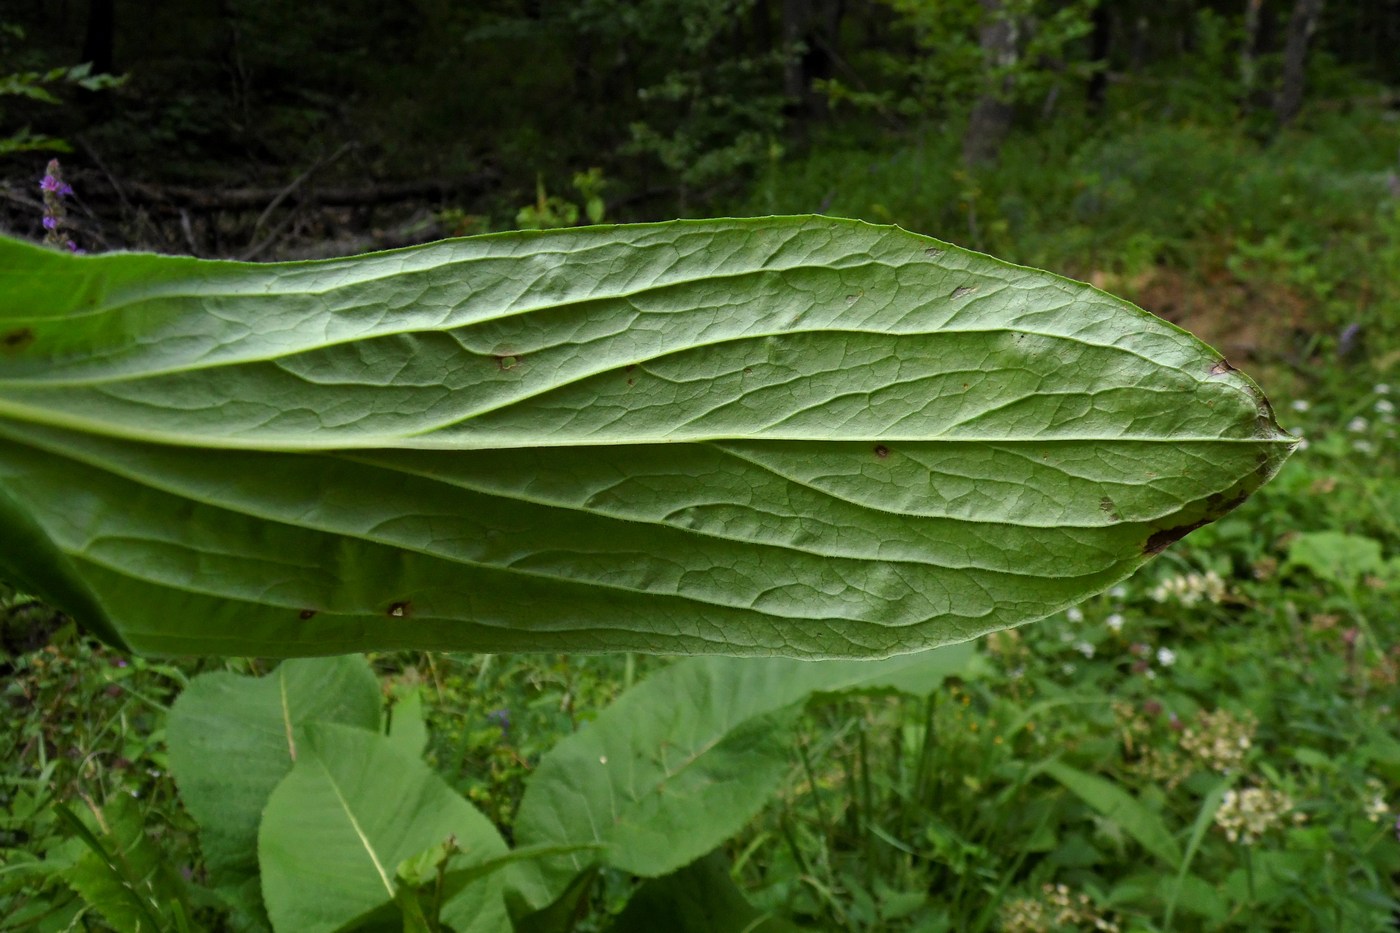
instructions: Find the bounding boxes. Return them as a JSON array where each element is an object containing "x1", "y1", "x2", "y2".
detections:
[{"x1": 0, "y1": 217, "x2": 1294, "y2": 658}]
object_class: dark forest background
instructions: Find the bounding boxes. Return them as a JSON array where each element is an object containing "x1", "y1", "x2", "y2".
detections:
[
  {"x1": 0, "y1": 1, "x2": 1395, "y2": 252},
  {"x1": 6, "y1": 0, "x2": 1400, "y2": 369}
]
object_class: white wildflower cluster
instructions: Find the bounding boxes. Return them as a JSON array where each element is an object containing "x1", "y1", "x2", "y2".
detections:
[
  {"x1": 1351, "y1": 384, "x2": 1397, "y2": 453},
  {"x1": 1214, "y1": 784, "x2": 1305, "y2": 844},
  {"x1": 1150, "y1": 570, "x2": 1226, "y2": 607},
  {"x1": 1377, "y1": 385, "x2": 1397, "y2": 440},
  {"x1": 1114, "y1": 701, "x2": 1192, "y2": 789},
  {"x1": 1364, "y1": 778, "x2": 1390, "y2": 823},
  {"x1": 998, "y1": 884, "x2": 1121, "y2": 933},
  {"x1": 1180, "y1": 708, "x2": 1256, "y2": 774}
]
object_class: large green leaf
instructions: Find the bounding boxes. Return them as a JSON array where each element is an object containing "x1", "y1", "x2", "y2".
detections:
[
  {"x1": 165, "y1": 656, "x2": 382, "y2": 883},
  {"x1": 258, "y1": 722, "x2": 509, "y2": 933},
  {"x1": 511, "y1": 645, "x2": 976, "y2": 905},
  {"x1": 0, "y1": 218, "x2": 1294, "y2": 658}
]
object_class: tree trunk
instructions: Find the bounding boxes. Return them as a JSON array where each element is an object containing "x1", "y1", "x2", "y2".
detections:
[
  {"x1": 962, "y1": 0, "x2": 1019, "y2": 167},
  {"x1": 81, "y1": 0, "x2": 115, "y2": 74},
  {"x1": 1086, "y1": 2, "x2": 1111, "y2": 115},
  {"x1": 782, "y1": 0, "x2": 844, "y2": 121},
  {"x1": 1239, "y1": 0, "x2": 1263, "y2": 102},
  {"x1": 1275, "y1": 0, "x2": 1325, "y2": 126}
]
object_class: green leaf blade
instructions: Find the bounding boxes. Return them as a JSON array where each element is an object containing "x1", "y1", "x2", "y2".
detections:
[
  {"x1": 258, "y1": 723, "x2": 509, "y2": 933},
  {"x1": 165, "y1": 657, "x2": 382, "y2": 881},
  {"x1": 0, "y1": 217, "x2": 1294, "y2": 658},
  {"x1": 512, "y1": 647, "x2": 976, "y2": 904}
]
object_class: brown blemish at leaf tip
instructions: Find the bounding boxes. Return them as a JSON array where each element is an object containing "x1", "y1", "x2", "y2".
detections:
[
  {"x1": 1208, "y1": 358, "x2": 1237, "y2": 377},
  {"x1": 388, "y1": 600, "x2": 411, "y2": 618}
]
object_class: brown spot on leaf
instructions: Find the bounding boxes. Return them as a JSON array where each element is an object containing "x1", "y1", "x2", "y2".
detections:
[
  {"x1": 1205, "y1": 489, "x2": 1249, "y2": 514},
  {"x1": 1144, "y1": 520, "x2": 1211, "y2": 556},
  {"x1": 1, "y1": 328, "x2": 34, "y2": 352},
  {"x1": 950, "y1": 286, "x2": 977, "y2": 300},
  {"x1": 924, "y1": 247, "x2": 946, "y2": 259},
  {"x1": 1208, "y1": 358, "x2": 1236, "y2": 376},
  {"x1": 1099, "y1": 496, "x2": 1121, "y2": 521},
  {"x1": 298, "y1": 609, "x2": 317, "y2": 620},
  {"x1": 387, "y1": 601, "x2": 412, "y2": 618},
  {"x1": 873, "y1": 444, "x2": 890, "y2": 459}
]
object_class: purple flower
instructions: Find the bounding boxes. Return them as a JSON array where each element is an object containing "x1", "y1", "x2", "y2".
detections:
[
  {"x1": 487, "y1": 708, "x2": 511, "y2": 733},
  {"x1": 38, "y1": 159, "x2": 81, "y2": 252},
  {"x1": 1338, "y1": 322, "x2": 1362, "y2": 357}
]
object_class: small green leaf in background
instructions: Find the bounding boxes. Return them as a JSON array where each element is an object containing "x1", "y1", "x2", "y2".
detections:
[
  {"x1": 608, "y1": 850, "x2": 803, "y2": 933},
  {"x1": 165, "y1": 657, "x2": 381, "y2": 895},
  {"x1": 0, "y1": 217, "x2": 1294, "y2": 660},
  {"x1": 512, "y1": 643, "x2": 976, "y2": 906},
  {"x1": 387, "y1": 685, "x2": 430, "y2": 759},
  {"x1": 1285, "y1": 530, "x2": 1388, "y2": 589},
  {"x1": 58, "y1": 796, "x2": 192, "y2": 933},
  {"x1": 258, "y1": 722, "x2": 509, "y2": 933},
  {"x1": 1043, "y1": 759, "x2": 1182, "y2": 869}
]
